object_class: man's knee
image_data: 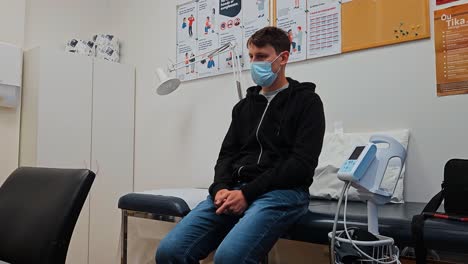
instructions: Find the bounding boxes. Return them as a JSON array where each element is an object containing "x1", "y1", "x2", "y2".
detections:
[
  {"x1": 156, "y1": 237, "x2": 182, "y2": 263},
  {"x1": 214, "y1": 247, "x2": 238, "y2": 264},
  {"x1": 214, "y1": 244, "x2": 260, "y2": 264}
]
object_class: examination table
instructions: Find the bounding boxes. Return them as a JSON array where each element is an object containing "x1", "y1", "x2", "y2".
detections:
[{"x1": 118, "y1": 188, "x2": 468, "y2": 263}]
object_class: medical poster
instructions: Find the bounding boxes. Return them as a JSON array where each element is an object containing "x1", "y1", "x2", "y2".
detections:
[
  {"x1": 276, "y1": 0, "x2": 307, "y2": 62},
  {"x1": 177, "y1": 2, "x2": 197, "y2": 43},
  {"x1": 434, "y1": 4, "x2": 468, "y2": 96},
  {"x1": 177, "y1": 2, "x2": 198, "y2": 81},
  {"x1": 218, "y1": 0, "x2": 245, "y2": 74},
  {"x1": 242, "y1": 0, "x2": 271, "y2": 69},
  {"x1": 307, "y1": 2, "x2": 341, "y2": 59},
  {"x1": 198, "y1": 0, "x2": 218, "y2": 38},
  {"x1": 197, "y1": 35, "x2": 220, "y2": 78},
  {"x1": 196, "y1": 0, "x2": 220, "y2": 78},
  {"x1": 176, "y1": 41, "x2": 198, "y2": 81}
]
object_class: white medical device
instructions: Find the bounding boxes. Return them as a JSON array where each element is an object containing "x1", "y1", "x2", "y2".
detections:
[
  {"x1": 349, "y1": 135, "x2": 406, "y2": 206},
  {"x1": 329, "y1": 135, "x2": 407, "y2": 264},
  {"x1": 338, "y1": 143, "x2": 377, "y2": 182}
]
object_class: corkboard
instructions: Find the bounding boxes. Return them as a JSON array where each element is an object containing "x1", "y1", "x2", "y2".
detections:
[{"x1": 341, "y1": 0, "x2": 430, "y2": 52}]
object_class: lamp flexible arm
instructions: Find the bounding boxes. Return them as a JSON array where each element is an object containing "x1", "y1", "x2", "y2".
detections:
[
  {"x1": 231, "y1": 47, "x2": 243, "y2": 101},
  {"x1": 167, "y1": 41, "x2": 243, "y2": 101},
  {"x1": 168, "y1": 42, "x2": 233, "y2": 72}
]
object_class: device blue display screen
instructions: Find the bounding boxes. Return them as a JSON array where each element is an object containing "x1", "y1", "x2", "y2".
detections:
[{"x1": 349, "y1": 146, "x2": 365, "y2": 160}]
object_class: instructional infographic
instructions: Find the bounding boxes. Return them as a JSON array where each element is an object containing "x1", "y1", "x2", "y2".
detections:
[
  {"x1": 276, "y1": 0, "x2": 307, "y2": 62},
  {"x1": 177, "y1": 2, "x2": 198, "y2": 81},
  {"x1": 197, "y1": 0, "x2": 220, "y2": 78},
  {"x1": 218, "y1": 0, "x2": 244, "y2": 74},
  {"x1": 176, "y1": 0, "x2": 430, "y2": 82},
  {"x1": 307, "y1": 2, "x2": 341, "y2": 59},
  {"x1": 434, "y1": 4, "x2": 468, "y2": 96},
  {"x1": 243, "y1": 0, "x2": 270, "y2": 69}
]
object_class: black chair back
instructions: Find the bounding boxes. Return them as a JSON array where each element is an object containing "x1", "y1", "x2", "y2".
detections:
[{"x1": 0, "y1": 167, "x2": 95, "y2": 264}]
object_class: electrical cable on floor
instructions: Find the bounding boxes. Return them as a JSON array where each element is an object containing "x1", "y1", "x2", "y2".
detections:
[
  {"x1": 330, "y1": 182, "x2": 350, "y2": 264},
  {"x1": 342, "y1": 184, "x2": 401, "y2": 264}
]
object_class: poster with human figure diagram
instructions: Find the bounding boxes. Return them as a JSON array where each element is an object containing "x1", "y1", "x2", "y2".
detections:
[
  {"x1": 176, "y1": 41, "x2": 198, "y2": 81},
  {"x1": 242, "y1": 0, "x2": 271, "y2": 69},
  {"x1": 177, "y1": 1, "x2": 198, "y2": 81},
  {"x1": 177, "y1": 2, "x2": 198, "y2": 42},
  {"x1": 197, "y1": 0, "x2": 220, "y2": 78},
  {"x1": 276, "y1": 0, "x2": 307, "y2": 62},
  {"x1": 218, "y1": 0, "x2": 245, "y2": 74}
]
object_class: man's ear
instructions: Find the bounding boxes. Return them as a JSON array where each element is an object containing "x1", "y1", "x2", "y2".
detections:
[{"x1": 280, "y1": 51, "x2": 290, "y2": 65}]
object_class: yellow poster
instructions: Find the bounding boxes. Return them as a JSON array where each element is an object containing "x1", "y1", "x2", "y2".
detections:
[{"x1": 435, "y1": 4, "x2": 468, "y2": 96}]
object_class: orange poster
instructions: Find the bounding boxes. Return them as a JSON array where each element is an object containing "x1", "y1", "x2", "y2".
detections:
[{"x1": 435, "y1": 4, "x2": 468, "y2": 96}]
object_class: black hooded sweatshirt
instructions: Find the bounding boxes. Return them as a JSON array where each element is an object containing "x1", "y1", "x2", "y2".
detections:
[{"x1": 209, "y1": 77, "x2": 325, "y2": 203}]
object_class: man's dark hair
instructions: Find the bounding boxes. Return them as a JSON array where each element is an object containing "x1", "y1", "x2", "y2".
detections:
[{"x1": 247, "y1": 26, "x2": 290, "y2": 54}]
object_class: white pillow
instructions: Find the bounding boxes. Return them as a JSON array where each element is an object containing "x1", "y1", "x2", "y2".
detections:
[{"x1": 309, "y1": 129, "x2": 410, "y2": 203}]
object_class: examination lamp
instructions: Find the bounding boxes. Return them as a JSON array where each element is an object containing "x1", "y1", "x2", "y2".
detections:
[{"x1": 155, "y1": 41, "x2": 243, "y2": 101}]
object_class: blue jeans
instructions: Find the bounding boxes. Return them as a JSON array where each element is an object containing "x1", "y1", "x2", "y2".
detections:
[{"x1": 155, "y1": 188, "x2": 309, "y2": 264}]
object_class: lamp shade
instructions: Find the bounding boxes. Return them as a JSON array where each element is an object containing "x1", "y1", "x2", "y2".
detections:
[{"x1": 155, "y1": 68, "x2": 181, "y2": 95}]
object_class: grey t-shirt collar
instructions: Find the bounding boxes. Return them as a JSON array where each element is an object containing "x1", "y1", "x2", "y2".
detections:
[{"x1": 260, "y1": 83, "x2": 289, "y2": 102}]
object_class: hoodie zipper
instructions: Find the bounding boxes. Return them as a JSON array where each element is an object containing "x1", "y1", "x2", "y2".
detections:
[
  {"x1": 256, "y1": 101, "x2": 270, "y2": 164},
  {"x1": 237, "y1": 166, "x2": 245, "y2": 177}
]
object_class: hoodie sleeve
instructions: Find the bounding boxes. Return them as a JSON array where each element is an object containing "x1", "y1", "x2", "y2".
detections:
[
  {"x1": 240, "y1": 93, "x2": 325, "y2": 203},
  {"x1": 208, "y1": 106, "x2": 240, "y2": 198}
]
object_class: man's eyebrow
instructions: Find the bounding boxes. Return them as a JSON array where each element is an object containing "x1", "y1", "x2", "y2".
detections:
[{"x1": 250, "y1": 52, "x2": 268, "y2": 56}]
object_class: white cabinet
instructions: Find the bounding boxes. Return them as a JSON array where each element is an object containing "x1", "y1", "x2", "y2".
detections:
[
  {"x1": 20, "y1": 47, "x2": 135, "y2": 264},
  {"x1": 89, "y1": 59, "x2": 135, "y2": 264}
]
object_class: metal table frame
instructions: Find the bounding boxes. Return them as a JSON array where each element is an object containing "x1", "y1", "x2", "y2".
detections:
[{"x1": 120, "y1": 209, "x2": 183, "y2": 264}]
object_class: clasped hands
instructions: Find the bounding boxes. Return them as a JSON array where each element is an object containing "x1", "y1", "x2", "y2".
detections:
[{"x1": 214, "y1": 189, "x2": 248, "y2": 215}]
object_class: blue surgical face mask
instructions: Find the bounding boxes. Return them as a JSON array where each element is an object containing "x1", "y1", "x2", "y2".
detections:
[{"x1": 250, "y1": 53, "x2": 283, "y2": 87}]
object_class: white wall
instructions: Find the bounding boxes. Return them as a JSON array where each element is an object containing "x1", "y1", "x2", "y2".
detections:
[
  {"x1": 0, "y1": 0, "x2": 113, "y2": 183},
  {"x1": 0, "y1": 0, "x2": 25, "y2": 182},
  {"x1": 108, "y1": 0, "x2": 241, "y2": 192},
  {"x1": 9, "y1": 1, "x2": 465, "y2": 202},
  {"x1": 24, "y1": 0, "x2": 112, "y2": 50},
  {"x1": 109, "y1": 0, "x2": 468, "y2": 203},
  {"x1": 0, "y1": 0, "x2": 26, "y2": 47},
  {"x1": 2, "y1": 0, "x2": 466, "y2": 204},
  {"x1": 1, "y1": 0, "x2": 465, "y2": 200}
]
